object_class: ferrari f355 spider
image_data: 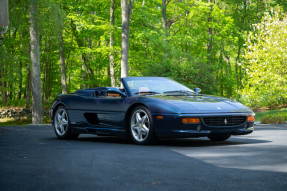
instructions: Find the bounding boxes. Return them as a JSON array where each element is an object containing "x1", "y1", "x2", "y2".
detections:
[{"x1": 50, "y1": 77, "x2": 254, "y2": 144}]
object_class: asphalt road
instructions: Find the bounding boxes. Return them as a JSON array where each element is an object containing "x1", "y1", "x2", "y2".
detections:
[{"x1": 0, "y1": 124, "x2": 287, "y2": 191}]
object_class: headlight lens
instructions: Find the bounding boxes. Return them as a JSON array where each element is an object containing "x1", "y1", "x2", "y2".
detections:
[{"x1": 248, "y1": 116, "x2": 255, "y2": 122}]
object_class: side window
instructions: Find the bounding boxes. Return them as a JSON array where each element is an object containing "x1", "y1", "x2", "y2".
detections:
[
  {"x1": 96, "y1": 89, "x2": 122, "y2": 98},
  {"x1": 93, "y1": 90, "x2": 108, "y2": 97}
]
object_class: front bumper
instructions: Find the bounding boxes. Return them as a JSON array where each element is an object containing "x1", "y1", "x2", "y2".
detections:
[{"x1": 152, "y1": 113, "x2": 254, "y2": 138}]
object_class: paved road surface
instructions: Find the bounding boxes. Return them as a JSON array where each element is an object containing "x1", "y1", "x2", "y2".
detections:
[{"x1": 0, "y1": 124, "x2": 287, "y2": 191}]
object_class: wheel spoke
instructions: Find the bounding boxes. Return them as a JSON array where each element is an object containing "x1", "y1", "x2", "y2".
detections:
[
  {"x1": 62, "y1": 125, "x2": 67, "y2": 132},
  {"x1": 132, "y1": 124, "x2": 139, "y2": 131},
  {"x1": 141, "y1": 115, "x2": 147, "y2": 123},
  {"x1": 62, "y1": 118, "x2": 68, "y2": 125},
  {"x1": 62, "y1": 124, "x2": 66, "y2": 132},
  {"x1": 136, "y1": 112, "x2": 141, "y2": 123},
  {"x1": 57, "y1": 113, "x2": 62, "y2": 122},
  {"x1": 61, "y1": 112, "x2": 66, "y2": 120},
  {"x1": 58, "y1": 124, "x2": 63, "y2": 133},
  {"x1": 142, "y1": 124, "x2": 149, "y2": 133},
  {"x1": 133, "y1": 118, "x2": 139, "y2": 126},
  {"x1": 138, "y1": 129, "x2": 143, "y2": 140}
]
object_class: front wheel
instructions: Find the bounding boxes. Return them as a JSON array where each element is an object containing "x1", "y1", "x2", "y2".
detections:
[
  {"x1": 129, "y1": 106, "x2": 156, "y2": 145},
  {"x1": 208, "y1": 134, "x2": 231, "y2": 142},
  {"x1": 53, "y1": 106, "x2": 79, "y2": 140}
]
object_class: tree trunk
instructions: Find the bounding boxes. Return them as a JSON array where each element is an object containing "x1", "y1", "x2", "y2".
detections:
[
  {"x1": 120, "y1": 0, "x2": 135, "y2": 78},
  {"x1": 82, "y1": 54, "x2": 94, "y2": 85},
  {"x1": 59, "y1": 29, "x2": 67, "y2": 94},
  {"x1": 219, "y1": 47, "x2": 223, "y2": 96},
  {"x1": 1, "y1": 66, "x2": 7, "y2": 105},
  {"x1": 0, "y1": 0, "x2": 9, "y2": 35},
  {"x1": 47, "y1": 60, "x2": 52, "y2": 101},
  {"x1": 235, "y1": 43, "x2": 241, "y2": 90},
  {"x1": 207, "y1": 0, "x2": 213, "y2": 66},
  {"x1": 109, "y1": 0, "x2": 116, "y2": 87},
  {"x1": 29, "y1": 0, "x2": 42, "y2": 124},
  {"x1": 81, "y1": 64, "x2": 86, "y2": 89},
  {"x1": 17, "y1": 62, "x2": 22, "y2": 99},
  {"x1": 162, "y1": 0, "x2": 168, "y2": 32},
  {"x1": 26, "y1": 64, "x2": 31, "y2": 109}
]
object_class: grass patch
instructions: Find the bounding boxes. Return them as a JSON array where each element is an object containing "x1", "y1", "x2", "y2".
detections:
[
  {"x1": 0, "y1": 100, "x2": 52, "y2": 109},
  {"x1": 255, "y1": 108, "x2": 287, "y2": 124},
  {"x1": 261, "y1": 115, "x2": 286, "y2": 124},
  {"x1": 0, "y1": 117, "x2": 51, "y2": 126}
]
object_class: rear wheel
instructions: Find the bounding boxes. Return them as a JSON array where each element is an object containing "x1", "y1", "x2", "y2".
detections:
[
  {"x1": 208, "y1": 134, "x2": 231, "y2": 142},
  {"x1": 129, "y1": 106, "x2": 156, "y2": 145},
  {"x1": 53, "y1": 106, "x2": 79, "y2": 139}
]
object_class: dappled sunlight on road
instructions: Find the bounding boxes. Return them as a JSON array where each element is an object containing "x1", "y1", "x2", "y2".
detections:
[{"x1": 171, "y1": 127, "x2": 287, "y2": 173}]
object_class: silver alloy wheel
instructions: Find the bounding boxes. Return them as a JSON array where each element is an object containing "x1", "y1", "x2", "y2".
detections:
[
  {"x1": 130, "y1": 109, "x2": 150, "y2": 142},
  {"x1": 54, "y1": 108, "x2": 69, "y2": 136}
]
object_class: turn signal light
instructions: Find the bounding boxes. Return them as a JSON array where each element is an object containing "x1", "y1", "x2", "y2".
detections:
[
  {"x1": 157, "y1": 116, "x2": 163, "y2": 119},
  {"x1": 182, "y1": 118, "x2": 200, "y2": 124},
  {"x1": 248, "y1": 116, "x2": 255, "y2": 122}
]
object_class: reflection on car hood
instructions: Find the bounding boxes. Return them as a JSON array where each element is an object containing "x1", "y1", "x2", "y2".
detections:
[{"x1": 149, "y1": 94, "x2": 252, "y2": 113}]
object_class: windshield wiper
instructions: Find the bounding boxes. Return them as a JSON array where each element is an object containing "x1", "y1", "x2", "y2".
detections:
[
  {"x1": 134, "y1": 91, "x2": 161, "y2": 95},
  {"x1": 163, "y1": 90, "x2": 194, "y2": 94}
]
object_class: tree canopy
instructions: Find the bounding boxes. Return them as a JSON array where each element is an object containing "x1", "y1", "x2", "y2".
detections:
[
  {"x1": 0, "y1": 0, "x2": 287, "y2": 110},
  {"x1": 242, "y1": 6, "x2": 287, "y2": 109}
]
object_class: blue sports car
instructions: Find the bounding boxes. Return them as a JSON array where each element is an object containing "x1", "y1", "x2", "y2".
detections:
[{"x1": 50, "y1": 77, "x2": 254, "y2": 145}]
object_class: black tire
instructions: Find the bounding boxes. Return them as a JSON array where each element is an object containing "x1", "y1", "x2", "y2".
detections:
[
  {"x1": 129, "y1": 106, "x2": 156, "y2": 145},
  {"x1": 208, "y1": 134, "x2": 231, "y2": 142},
  {"x1": 53, "y1": 106, "x2": 79, "y2": 140}
]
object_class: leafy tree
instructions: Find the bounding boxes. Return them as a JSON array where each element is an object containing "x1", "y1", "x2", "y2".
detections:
[
  {"x1": 1, "y1": 0, "x2": 287, "y2": 112},
  {"x1": 242, "y1": 6, "x2": 287, "y2": 108}
]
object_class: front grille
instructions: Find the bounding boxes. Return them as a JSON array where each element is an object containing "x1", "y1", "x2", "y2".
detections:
[{"x1": 203, "y1": 116, "x2": 246, "y2": 127}]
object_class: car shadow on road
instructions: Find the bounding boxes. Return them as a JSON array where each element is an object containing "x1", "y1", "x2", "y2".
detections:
[
  {"x1": 71, "y1": 135, "x2": 270, "y2": 147},
  {"x1": 157, "y1": 137, "x2": 270, "y2": 147},
  {"x1": 76, "y1": 135, "x2": 131, "y2": 144}
]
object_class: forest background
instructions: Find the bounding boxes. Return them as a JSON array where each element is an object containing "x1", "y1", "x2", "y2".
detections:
[{"x1": 0, "y1": 0, "x2": 287, "y2": 122}]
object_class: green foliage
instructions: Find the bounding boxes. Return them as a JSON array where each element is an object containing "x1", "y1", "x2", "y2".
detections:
[
  {"x1": 255, "y1": 108, "x2": 287, "y2": 122},
  {"x1": 261, "y1": 114, "x2": 287, "y2": 124},
  {"x1": 0, "y1": 116, "x2": 51, "y2": 126},
  {"x1": 0, "y1": 99, "x2": 26, "y2": 107},
  {"x1": 129, "y1": 1, "x2": 239, "y2": 95},
  {"x1": 0, "y1": 0, "x2": 287, "y2": 109},
  {"x1": 241, "y1": 6, "x2": 287, "y2": 108}
]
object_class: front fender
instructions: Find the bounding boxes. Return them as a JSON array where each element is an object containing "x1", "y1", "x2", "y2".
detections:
[{"x1": 124, "y1": 97, "x2": 180, "y2": 114}]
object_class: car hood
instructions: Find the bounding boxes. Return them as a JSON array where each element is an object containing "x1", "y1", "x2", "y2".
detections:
[{"x1": 149, "y1": 94, "x2": 253, "y2": 114}]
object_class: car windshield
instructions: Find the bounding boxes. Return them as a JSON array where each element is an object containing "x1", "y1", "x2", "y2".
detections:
[{"x1": 124, "y1": 77, "x2": 194, "y2": 96}]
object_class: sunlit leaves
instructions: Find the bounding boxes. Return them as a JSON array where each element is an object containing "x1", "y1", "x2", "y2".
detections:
[{"x1": 242, "y1": 6, "x2": 287, "y2": 108}]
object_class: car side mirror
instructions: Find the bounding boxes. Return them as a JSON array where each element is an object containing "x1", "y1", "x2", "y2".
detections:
[
  {"x1": 194, "y1": 88, "x2": 201, "y2": 94},
  {"x1": 106, "y1": 88, "x2": 126, "y2": 97}
]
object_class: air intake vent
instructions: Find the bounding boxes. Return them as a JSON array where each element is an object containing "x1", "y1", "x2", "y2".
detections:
[
  {"x1": 203, "y1": 116, "x2": 246, "y2": 127},
  {"x1": 84, "y1": 113, "x2": 99, "y2": 125}
]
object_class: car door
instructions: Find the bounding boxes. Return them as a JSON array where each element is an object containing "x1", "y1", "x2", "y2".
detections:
[{"x1": 83, "y1": 91, "x2": 126, "y2": 128}]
